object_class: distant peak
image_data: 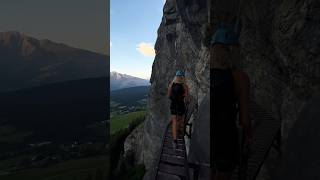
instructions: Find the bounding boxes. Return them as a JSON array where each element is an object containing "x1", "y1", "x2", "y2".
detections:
[
  {"x1": 110, "y1": 71, "x2": 132, "y2": 77},
  {"x1": 0, "y1": 31, "x2": 40, "y2": 56},
  {"x1": 110, "y1": 71, "x2": 150, "y2": 81},
  {"x1": 0, "y1": 31, "x2": 106, "y2": 57}
]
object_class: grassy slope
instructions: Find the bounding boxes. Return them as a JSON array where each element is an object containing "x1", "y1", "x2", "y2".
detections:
[{"x1": 110, "y1": 111, "x2": 146, "y2": 135}]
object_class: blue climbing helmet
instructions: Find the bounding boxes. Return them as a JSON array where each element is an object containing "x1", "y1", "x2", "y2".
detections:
[
  {"x1": 211, "y1": 24, "x2": 239, "y2": 46},
  {"x1": 175, "y1": 70, "x2": 185, "y2": 77}
]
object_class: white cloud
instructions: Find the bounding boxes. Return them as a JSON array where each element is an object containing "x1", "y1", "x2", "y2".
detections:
[{"x1": 136, "y1": 42, "x2": 156, "y2": 57}]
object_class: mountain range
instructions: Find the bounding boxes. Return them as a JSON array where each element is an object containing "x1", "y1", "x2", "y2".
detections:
[
  {"x1": 0, "y1": 77, "x2": 108, "y2": 153},
  {"x1": 0, "y1": 31, "x2": 108, "y2": 92},
  {"x1": 110, "y1": 86, "x2": 149, "y2": 106},
  {"x1": 110, "y1": 71, "x2": 149, "y2": 91}
]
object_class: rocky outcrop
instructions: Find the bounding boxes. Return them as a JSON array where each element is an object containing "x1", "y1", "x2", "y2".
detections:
[
  {"x1": 213, "y1": 0, "x2": 320, "y2": 141},
  {"x1": 276, "y1": 93, "x2": 320, "y2": 180},
  {"x1": 123, "y1": 123, "x2": 145, "y2": 164},
  {"x1": 237, "y1": 0, "x2": 320, "y2": 143}
]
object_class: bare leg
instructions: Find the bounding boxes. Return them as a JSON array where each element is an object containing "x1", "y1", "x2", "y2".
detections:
[
  {"x1": 172, "y1": 115, "x2": 177, "y2": 140},
  {"x1": 176, "y1": 115, "x2": 182, "y2": 137},
  {"x1": 180, "y1": 114, "x2": 185, "y2": 135}
]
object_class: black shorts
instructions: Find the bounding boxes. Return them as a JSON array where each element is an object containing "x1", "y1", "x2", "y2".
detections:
[
  {"x1": 170, "y1": 101, "x2": 186, "y2": 115},
  {"x1": 212, "y1": 128, "x2": 239, "y2": 172}
]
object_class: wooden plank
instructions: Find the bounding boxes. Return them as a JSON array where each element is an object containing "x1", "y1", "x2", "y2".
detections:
[
  {"x1": 165, "y1": 133, "x2": 184, "y2": 138},
  {"x1": 163, "y1": 147, "x2": 185, "y2": 157},
  {"x1": 164, "y1": 138, "x2": 184, "y2": 144},
  {"x1": 157, "y1": 172, "x2": 181, "y2": 180},
  {"x1": 165, "y1": 136, "x2": 184, "y2": 141},
  {"x1": 164, "y1": 139, "x2": 184, "y2": 145},
  {"x1": 164, "y1": 142, "x2": 184, "y2": 150},
  {"x1": 159, "y1": 163, "x2": 187, "y2": 177},
  {"x1": 161, "y1": 154, "x2": 185, "y2": 166}
]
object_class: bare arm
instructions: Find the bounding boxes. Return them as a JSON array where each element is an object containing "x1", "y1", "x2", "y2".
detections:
[
  {"x1": 167, "y1": 82, "x2": 173, "y2": 98},
  {"x1": 183, "y1": 84, "x2": 189, "y2": 103},
  {"x1": 183, "y1": 84, "x2": 189, "y2": 97}
]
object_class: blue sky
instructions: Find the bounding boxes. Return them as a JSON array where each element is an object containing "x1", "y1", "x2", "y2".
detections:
[{"x1": 110, "y1": 0, "x2": 165, "y2": 80}]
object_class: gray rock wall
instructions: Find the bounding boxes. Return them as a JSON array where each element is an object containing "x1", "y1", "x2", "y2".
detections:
[
  {"x1": 213, "y1": 0, "x2": 320, "y2": 142},
  {"x1": 239, "y1": 0, "x2": 320, "y2": 144},
  {"x1": 277, "y1": 93, "x2": 320, "y2": 180},
  {"x1": 238, "y1": 0, "x2": 320, "y2": 179}
]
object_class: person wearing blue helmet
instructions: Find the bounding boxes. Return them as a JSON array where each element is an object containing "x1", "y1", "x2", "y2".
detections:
[
  {"x1": 211, "y1": 24, "x2": 252, "y2": 180},
  {"x1": 168, "y1": 70, "x2": 189, "y2": 149}
]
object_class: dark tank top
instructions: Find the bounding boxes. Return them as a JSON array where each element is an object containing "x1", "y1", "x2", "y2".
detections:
[
  {"x1": 170, "y1": 82, "x2": 185, "y2": 103},
  {"x1": 211, "y1": 68, "x2": 238, "y2": 134},
  {"x1": 211, "y1": 68, "x2": 240, "y2": 170}
]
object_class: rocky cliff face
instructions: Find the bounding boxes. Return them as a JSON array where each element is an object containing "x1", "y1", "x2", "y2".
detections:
[
  {"x1": 238, "y1": 0, "x2": 320, "y2": 143},
  {"x1": 234, "y1": 0, "x2": 320, "y2": 179},
  {"x1": 213, "y1": 0, "x2": 320, "y2": 138},
  {"x1": 276, "y1": 93, "x2": 320, "y2": 180},
  {"x1": 123, "y1": 0, "x2": 210, "y2": 173}
]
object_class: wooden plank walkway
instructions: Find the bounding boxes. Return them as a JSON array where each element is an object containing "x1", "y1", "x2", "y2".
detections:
[
  {"x1": 154, "y1": 123, "x2": 190, "y2": 180},
  {"x1": 153, "y1": 98, "x2": 197, "y2": 180}
]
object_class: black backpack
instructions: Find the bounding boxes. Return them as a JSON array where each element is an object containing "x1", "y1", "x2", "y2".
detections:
[{"x1": 170, "y1": 83, "x2": 185, "y2": 102}]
